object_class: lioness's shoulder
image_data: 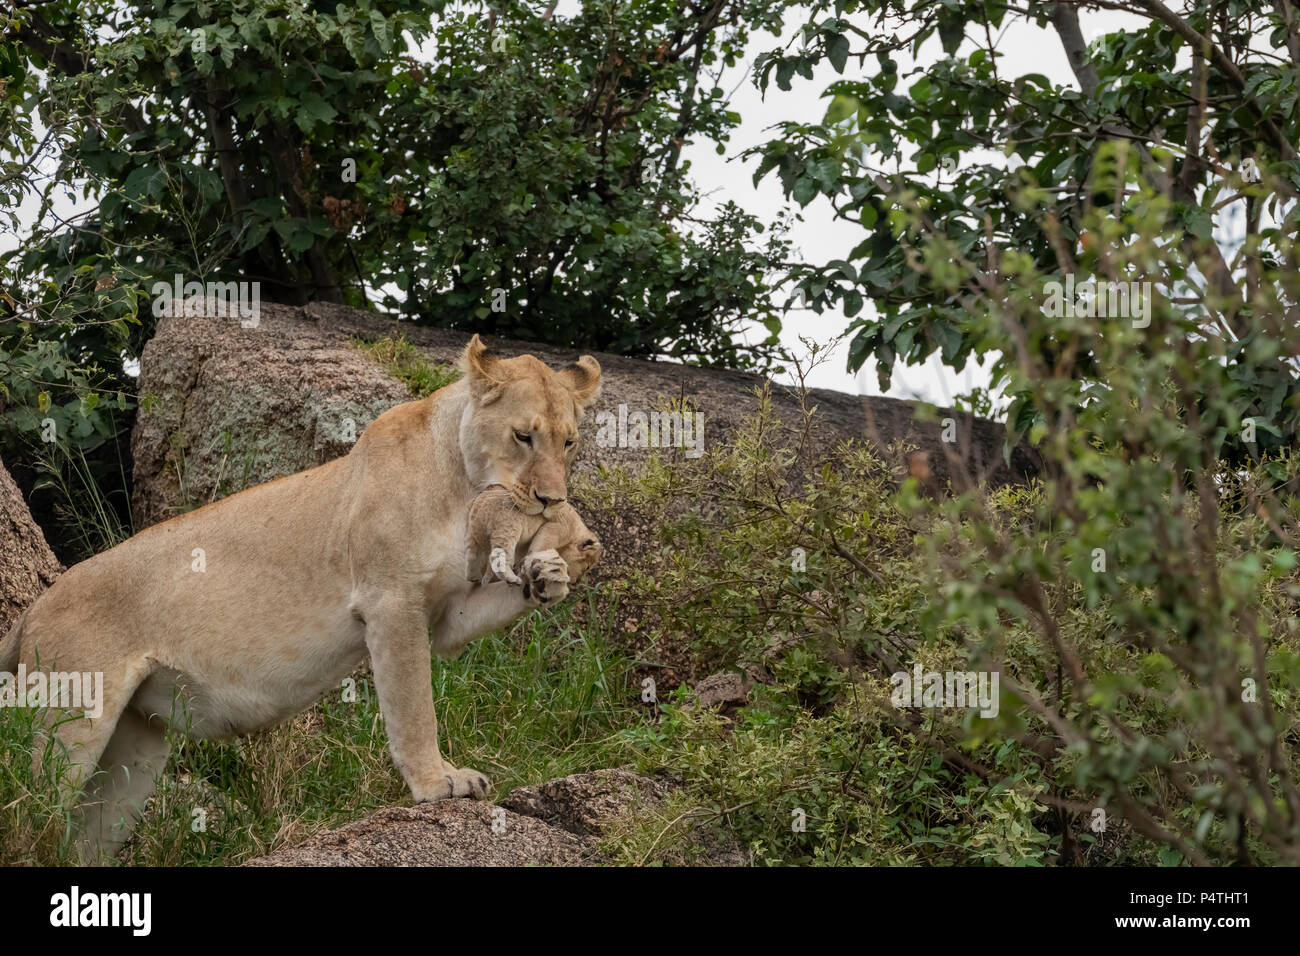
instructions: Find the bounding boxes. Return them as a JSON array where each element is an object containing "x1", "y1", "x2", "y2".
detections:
[{"x1": 355, "y1": 396, "x2": 436, "y2": 449}]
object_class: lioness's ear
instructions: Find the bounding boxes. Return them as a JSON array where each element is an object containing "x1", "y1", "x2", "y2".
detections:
[
  {"x1": 460, "y1": 334, "x2": 505, "y2": 403},
  {"x1": 557, "y1": 355, "x2": 601, "y2": 411}
]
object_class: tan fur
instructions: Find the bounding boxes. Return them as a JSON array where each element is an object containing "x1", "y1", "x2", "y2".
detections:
[
  {"x1": 0, "y1": 334, "x2": 601, "y2": 862},
  {"x1": 465, "y1": 485, "x2": 603, "y2": 592}
]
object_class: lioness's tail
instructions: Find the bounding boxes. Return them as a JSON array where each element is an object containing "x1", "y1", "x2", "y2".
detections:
[{"x1": 0, "y1": 606, "x2": 27, "y2": 673}]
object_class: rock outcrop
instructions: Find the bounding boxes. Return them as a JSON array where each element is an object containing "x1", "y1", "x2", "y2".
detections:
[
  {"x1": 246, "y1": 769, "x2": 736, "y2": 866},
  {"x1": 131, "y1": 300, "x2": 1036, "y2": 545},
  {"x1": 245, "y1": 799, "x2": 596, "y2": 867},
  {"x1": 0, "y1": 457, "x2": 62, "y2": 635}
]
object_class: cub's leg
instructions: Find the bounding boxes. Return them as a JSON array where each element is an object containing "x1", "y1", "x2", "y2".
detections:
[
  {"x1": 485, "y1": 510, "x2": 528, "y2": 585},
  {"x1": 75, "y1": 707, "x2": 171, "y2": 864},
  {"x1": 363, "y1": 599, "x2": 491, "y2": 802},
  {"x1": 487, "y1": 541, "x2": 521, "y2": 584}
]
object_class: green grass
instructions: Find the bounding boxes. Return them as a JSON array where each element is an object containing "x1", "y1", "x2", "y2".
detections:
[
  {"x1": 349, "y1": 333, "x2": 460, "y2": 398},
  {"x1": 0, "y1": 590, "x2": 649, "y2": 866},
  {"x1": 28, "y1": 433, "x2": 133, "y2": 559},
  {"x1": 0, "y1": 705, "x2": 84, "y2": 866}
]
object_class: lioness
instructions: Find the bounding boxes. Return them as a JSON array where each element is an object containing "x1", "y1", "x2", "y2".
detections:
[{"x1": 0, "y1": 334, "x2": 600, "y2": 862}]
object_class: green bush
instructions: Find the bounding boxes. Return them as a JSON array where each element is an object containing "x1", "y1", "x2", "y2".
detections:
[{"x1": 595, "y1": 371, "x2": 1300, "y2": 865}]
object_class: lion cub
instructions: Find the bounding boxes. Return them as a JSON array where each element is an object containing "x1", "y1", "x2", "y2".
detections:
[{"x1": 466, "y1": 486, "x2": 603, "y2": 599}]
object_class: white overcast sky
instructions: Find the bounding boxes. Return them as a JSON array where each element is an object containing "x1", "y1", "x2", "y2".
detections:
[{"x1": 673, "y1": 4, "x2": 1149, "y2": 406}]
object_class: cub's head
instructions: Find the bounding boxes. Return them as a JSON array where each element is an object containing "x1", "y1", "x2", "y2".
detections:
[
  {"x1": 559, "y1": 532, "x2": 603, "y2": 585},
  {"x1": 458, "y1": 334, "x2": 601, "y2": 517}
]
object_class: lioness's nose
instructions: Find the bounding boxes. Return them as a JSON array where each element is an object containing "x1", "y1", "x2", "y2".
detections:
[{"x1": 534, "y1": 491, "x2": 565, "y2": 508}]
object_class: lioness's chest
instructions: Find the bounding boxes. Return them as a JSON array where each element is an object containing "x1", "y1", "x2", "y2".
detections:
[{"x1": 417, "y1": 515, "x2": 474, "y2": 618}]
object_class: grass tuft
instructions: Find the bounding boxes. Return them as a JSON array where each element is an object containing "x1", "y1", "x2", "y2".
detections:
[{"x1": 349, "y1": 334, "x2": 460, "y2": 398}]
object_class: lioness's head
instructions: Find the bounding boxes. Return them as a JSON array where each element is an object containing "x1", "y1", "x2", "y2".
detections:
[{"x1": 458, "y1": 334, "x2": 602, "y2": 517}]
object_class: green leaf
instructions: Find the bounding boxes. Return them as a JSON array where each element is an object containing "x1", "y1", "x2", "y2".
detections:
[
  {"x1": 825, "y1": 94, "x2": 857, "y2": 124},
  {"x1": 792, "y1": 176, "x2": 819, "y2": 206},
  {"x1": 938, "y1": 15, "x2": 964, "y2": 55},
  {"x1": 122, "y1": 165, "x2": 162, "y2": 200},
  {"x1": 296, "y1": 91, "x2": 338, "y2": 132},
  {"x1": 369, "y1": 10, "x2": 391, "y2": 52},
  {"x1": 826, "y1": 33, "x2": 849, "y2": 74}
]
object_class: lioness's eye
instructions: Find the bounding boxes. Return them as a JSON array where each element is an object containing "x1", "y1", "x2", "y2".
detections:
[
  {"x1": 514, "y1": 431, "x2": 532, "y2": 445},
  {"x1": 565, "y1": 439, "x2": 576, "y2": 448}
]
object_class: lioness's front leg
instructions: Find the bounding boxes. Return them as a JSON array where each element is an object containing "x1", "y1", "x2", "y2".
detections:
[{"x1": 363, "y1": 599, "x2": 491, "y2": 802}]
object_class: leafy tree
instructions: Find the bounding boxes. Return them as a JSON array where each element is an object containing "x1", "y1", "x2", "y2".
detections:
[
  {"x1": 1, "y1": 0, "x2": 788, "y2": 548},
  {"x1": 753, "y1": 0, "x2": 1299, "y2": 456},
  {"x1": 4, "y1": 0, "x2": 787, "y2": 363}
]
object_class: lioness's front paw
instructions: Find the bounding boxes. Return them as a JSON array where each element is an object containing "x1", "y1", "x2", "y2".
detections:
[
  {"x1": 521, "y1": 548, "x2": 569, "y2": 605},
  {"x1": 489, "y1": 546, "x2": 522, "y2": 584},
  {"x1": 417, "y1": 765, "x2": 493, "y2": 802}
]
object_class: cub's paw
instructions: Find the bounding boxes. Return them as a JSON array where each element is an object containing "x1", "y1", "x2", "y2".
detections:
[
  {"x1": 521, "y1": 548, "x2": 570, "y2": 605},
  {"x1": 489, "y1": 546, "x2": 522, "y2": 585},
  {"x1": 418, "y1": 765, "x2": 493, "y2": 802}
]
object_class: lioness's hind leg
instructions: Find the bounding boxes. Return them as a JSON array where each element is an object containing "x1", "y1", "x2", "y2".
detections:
[
  {"x1": 75, "y1": 708, "x2": 171, "y2": 864},
  {"x1": 27, "y1": 653, "x2": 155, "y2": 860},
  {"x1": 42, "y1": 659, "x2": 151, "y2": 784}
]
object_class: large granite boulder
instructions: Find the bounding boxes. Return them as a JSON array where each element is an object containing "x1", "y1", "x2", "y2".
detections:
[
  {"x1": 131, "y1": 300, "x2": 1035, "y2": 546},
  {"x1": 0, "y1": 457, "x2": 62, "y2": 635}
]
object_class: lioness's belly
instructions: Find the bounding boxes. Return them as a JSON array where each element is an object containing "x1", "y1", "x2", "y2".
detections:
[{"x1": 131, "y1": 602, "x2": 368, "y2": 738}]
